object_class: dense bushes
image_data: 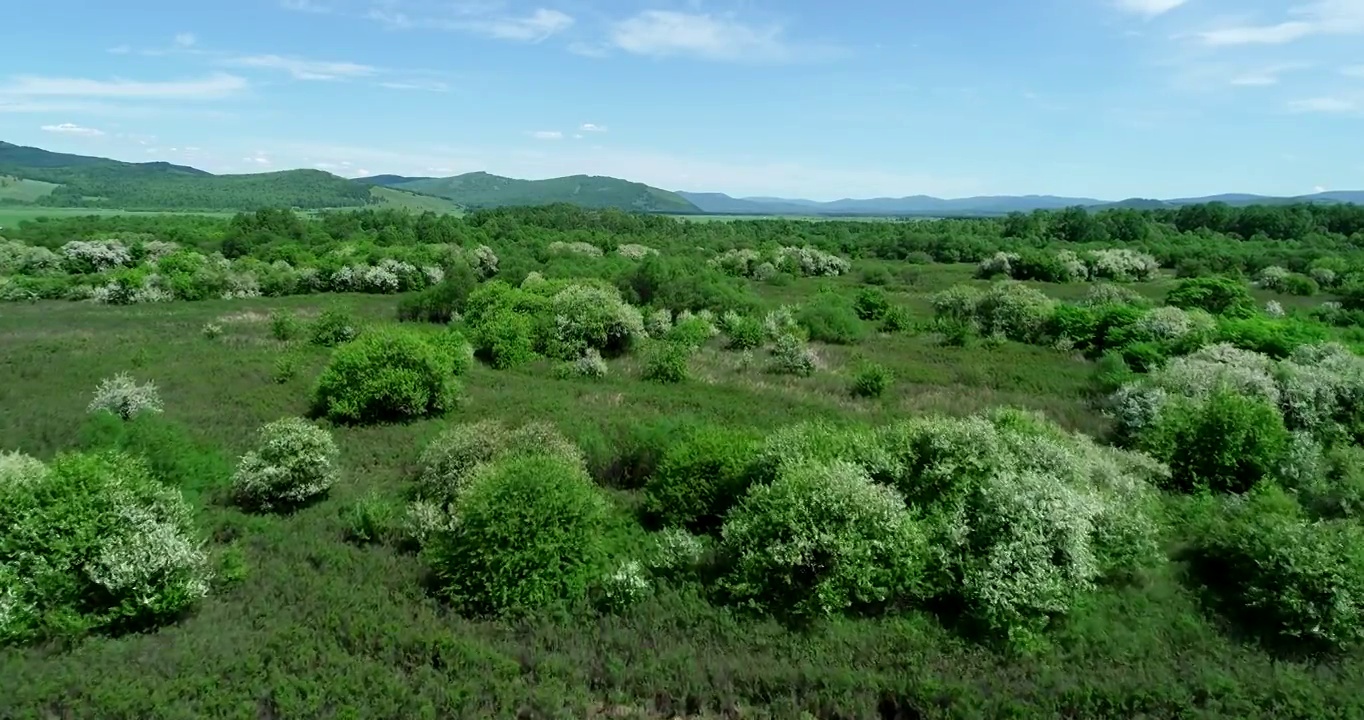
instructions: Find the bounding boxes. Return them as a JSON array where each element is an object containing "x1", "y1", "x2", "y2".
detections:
[
  {"x1": 644, "y1": 426, "x2": 759, "y2": 533},
  {"x1": 423, "y1": 454, "x2": 611, "y2": 616},
  {"x1": 396, "y1": 263, "x2": 478, "y2": 324},
  {"x1": 311, "y1": 326, "x2": 462, "y2": 424},
  {"x1": 0, "y1": 451, "x2": 211, "y2": 643},
  {"x1": 796, "y1": 291, "x2": 866, "y2": 344},
  {"x1": 87, "y1": 373, "x2": 162, "y2": 419}
]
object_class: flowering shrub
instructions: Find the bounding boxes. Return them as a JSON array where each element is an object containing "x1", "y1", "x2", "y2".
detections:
[
  {"x1": 0, "y1": 451, "x2": 211, "y2": 643},
  {"x1": 648, "y1": 528, "x2": 707, "y2": 578},
  {"x1": 973, "y1": 282, "x2": 1054, "y2": 343},
  {"x1": 644, "y1": 308, "x2": 673, "y2": 337},
  {"x1": 231, "y1": 417, "x2": 339, "y2": 510},
  {"x1": 645, "y1": 425, "x2": 760, "y2": 533},
  {"x1": 762, "y1": 306, "x2": 801, "y2": 340},
  {"x1": 977, "y1": 251, "x2": 1019, "y2": 279},
  {"x1": 544, "y1": 283, "x2": 646, "y2": 360},
  {"x1": 467, "y1": 245, "x2": 499, "y2": 278},
  {"x1": 547, "y1": 240, "x2": 604, "y2": 257},
  {"x1": 712, "y1": 246, "x2": 849, "y2": 278},
  {"x1": 720, "y1": 460, "x2": 926, "y2": 620},
  {"x1": 61, "y1": 240, "x2": 132, "y2": 274},
  {"x1": 1257, "y1": 265, "x2": 1290, "y2": 291},
  {"x1": 598, "y1": 560, "x2": 651, "y2": 612},
  {"x1": 423, "y1": 454, "x2": 611, "y2": 616},
  {"x1": 769, "y1": 333, "x2": 818, "y2": 376},
  {"x1": 1129, "y1": 306, "x2": 1216, "y2": 344},
  {"x1": 88, "y1": 373, "x2": 163, "y2": 420},
  {"x1": 1083, "y1": 283, "x2": 1148, "y2": 308},
  {"x1": 557, "y1": 348, "x2": 608, "y2": 379},
  {"x1": 416, "y1": 419, "x2": 584, "y2": 508},
  {"x1": 1085, "y1": 249, "x2": 1159, "y2": 282},
  {"x1": 311, "y1": 326, "x2": 457, "y2": 424},
  {"x1": 615, "y1": 243, "x2": 658, "y2": 259}
]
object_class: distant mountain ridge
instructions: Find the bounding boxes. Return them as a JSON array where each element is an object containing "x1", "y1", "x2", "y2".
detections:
[
  {"x1": 360, "y1": 171, "x2": 700, "y2": 213},
  {"x1": 677, "y1": 190, "x2": 1364, "y2": 216},
  {"x1": 2, "y1": 140, "x2": 1361, "y2": 216}
]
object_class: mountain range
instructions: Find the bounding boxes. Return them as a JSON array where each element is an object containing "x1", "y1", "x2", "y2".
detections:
[{"x1": 1, "y1": 140, "x2": 1361, "y2": 216}]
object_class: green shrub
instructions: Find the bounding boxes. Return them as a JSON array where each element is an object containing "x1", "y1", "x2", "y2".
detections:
[
  {"x1": 541, "y1": 283, "x2": 646, "y2": 360},
  {"x1": 0, "y1": 451, "x2": 211, "y2": 643},
  {"x1": 719, "y1": 460, "x2": 926, "y2": 620},
  {"x1": 769, "y1": 333, "x2": 818, "y2": 376},
  {"x1": 423, "y1": 455, "x2": 610, "y2": 616},
  {"x1": 428, "y1": 326, "x2": 474, "y2": 376},
  {"x1": 269, "y1": 309, "x2": 304, "y2": 341},
  {"x1": 1295, "y1": 445, "x2": 1364, "y2": 521},
  {"x1": 341, "y1": 491, "x2": 403, "y2": 545},
  {"x1": 1282, "y1": 273, "x2": 1319, "y2": 297},
  {"x1": 272, "y1": 352, "x2": 301, "y2": 384},
  {"x1": 850, "y1": 362, "x2": 893, "y2": 399},
  {"x1": 1090, "y1": 351, "x2": 1134, "y2": 396},
  {"x1": 310, "y1": 308, "x2": 361, "y2": 347},
  {"x1": 201, "y1": 322, "x2": 223, "y2": 340},
  {"x1": 974, "y1": 282, "x2": 1054, "y2": 343},
  {"x1": 1138, "y1": 388, "x2": 1288, "y2": 494},
  {"x1": 854, "y1": 287, "x2": 891, "y2": 321},
  {"x1": 642, "y1": 341, "x2": 691, "y2": 383},
  {"x1": 644, "y1": 425, "x2": 760, "y2": 534},
  {"x1": 1167, "y1": 276, "x2": 1257, "y2": 319},
  {"x1": 797, "y1": 292, "x2": 866, "y2": 345},
  {"x1": 666, "y1": 315, "x2": 716, "y2": 351},
  {"x1": 1188, "y1": 487, "x2": 1364, "y2": 652},
  {"x1": 723, "y1": 314, "x2": 765, "y2": 351},
  {"x1": 880, "y1": 305, "x2": 913, "y2": 333},
  {"x1": 311, "y1": 327, "x2": 457, "y2": 424},
  {"x1": 231, "y1": 417, "x2": 339, "y2": 511},
  {"x1": 77, "y1": 412, "x2": 233, "y2": 505},
  {"x1": 416, "y1": 419, "x2": 584, "y2": 508},
  {"x1": 472, "y1": 308, "x2": 536, "y2": 369},
  {"x1": 396, "y1": 265, "x2": 478, "y2": 324}
]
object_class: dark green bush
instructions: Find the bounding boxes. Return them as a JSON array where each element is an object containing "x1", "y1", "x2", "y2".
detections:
[
  {"x1": 1187, "y1": 487, "x2": 1364, "y2": 653},
  {"x1": 311, "y1": 326, "x2": 457, "y2": 424},
  {"x1": 1281, "y1": 273, "x2": 1319, "y2": 297},
  {"x1": 424, "y1": 455, "x2": 610, "y2": 616},
  {"x1": 1167, "y1": 276, "x2": 1257, "y2": 319},
  {"x1": 797, "y1": 292, "x2": 866, "y2": 345},
  {"x1": 77, "y1": 412, "x2": 234, "y2": 505},
  {"x1": 397, "y1": 264, "x2": 479, "y2": 324},
  {"x1": 310, "y1": 308, "x2": 362, "y2": 347},
  {"x1": 880, "y1": 305, "x2": 913, "y2": 333},
  {"x1": 269, "y1": 309, "x2": 304, "y2": 342},
  {"x1": 643, "y1": 425, "x2": 760, "y2": 534},
  {"x1": 472, "y1": 308, "x2": 537, "y2": 369},
  {"x1": 854, "y1": 287, "x2": 892, "y2": 321},
  {"x1": 1138, "y1": 389, "x2": 1289, "y2": 494},
  {"x1": 723, "y1": 315, "x2": 765, "y2": 351},
  {"x1": 642, "y1": 341, "x2": 691, "y2": 383},
  {"x1": 850, "y1": 362, "x2": 893, "y2": 399},
  {"x1": 341, "y1": 491, "x2": 403, "y2": 545}
]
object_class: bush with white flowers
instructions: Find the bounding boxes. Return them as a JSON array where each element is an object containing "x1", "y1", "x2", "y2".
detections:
[
  {"x1": 615, "y1": 243, "x2": 658, "y2": 259},
  {"x1": 973, "y1": 282, "x2": 1054, "y2": 343},
  {"x1": 977, "y1": 251, "x2": 1020, "y2": 278},
  {"x1": 1256, "y1": 265, "x2": 1290, "y2": 291},
  {"x1": 644, "y1": 307, "x2": 673, "y2": 337},
  {"x1": 547, "y1": 240, "x2": 604, "y2": 257},
  {"x1": 762, "y1": 305, "x2": 801, "y2": 340},
  {"x1": 599, "y1": 559, "x2": 651, "y2": 612},
  {"x1": 61, "y1": 240, "x2": 132, "y2": 274},
  {"x1": 88, "y1": 372, "x2": 163, "y2": 420},
  {"x1": 558, "y1": 348, "x2": 608, "y2": 379},
  {"x1": 544, "y1": 283, "x2": 646, "y2": 359},
  {"x1": 1084, "y1": 248, "x2": 1159, "y2": 282},
  {"x1": 415, "y1": 419, "x2": 584, "y2": 509},
  {"x1": 232, "y1": 417, "x2": 339, "y2": 510},
  {"x1": 1130, "y1": 305, "x2": 1216, "y2": 344},
  {"x1": 0, "y1": 451, "x2": 211, "y2": 644},
  {"x1": 720, "y1": 460, "x2": 926, "y2": 619},
  {"x1": 769, "y1": 332, "x2": 818, "y2": 376},
  {"x1": 775, "y1": 245, "x2": 851, "y2": 277}
]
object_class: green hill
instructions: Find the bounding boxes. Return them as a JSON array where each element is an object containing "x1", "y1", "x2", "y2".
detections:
[
  {"x1": 0, "y1": 141, "x2": 374, "y2": 211},
  {"x1": 367, "y1": 186, "x2": 464, "y2": 214},
  {"x1": 0, "y1": 176, "x2": 59, "y2": 203},
  {"x1": 370, "y1": 171, "x2": 701, "y2": 212}
]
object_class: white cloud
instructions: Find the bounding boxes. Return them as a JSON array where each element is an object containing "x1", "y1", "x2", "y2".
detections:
[
  {"x1": 1344, "y1": 65, "x2": 1364, "y2": 77},
  {"x1": 108, "y1": 45, "x2": 131, "y2": 55},
  {"x1": 609, "y1": 11, "x2": 832, "y2": 63},
  {"x1": 1196, "y1": 0, "x2": 1364, "y2": 46},
  {"x1": 579, "y1": 122, "x2": 607, "y2": 132},
  {"x1": 226, "y1": 54, "x2": 377, "y2": 81},
  {"x1": 243, "y1": 155, "x2": 273, "y2": 166},
  {"x1": 1, "y1": 73, "x2": 247, "y2": 99},
  {"x1": 1113, "y1": 0, "x2": 1188, "y2": 17},
  {"x1": 174, "y1": 32, "x2": 197, "y2": 47},
  {"x1": 567, "y1": 41, "x2": 610, "y2": 58},
  {"x1": 1287, "y1": 96, "x2": 1358, "y2": 112},
  {"x1": 1314, "y1": 185, "x2": 1328, "y2": 192},
  {"x1": 529, "y1": 130, "x2": 564, "y2": 140},
  {"x1": 40, "y1": 122, "x2": 105, "y2": 137},
  {"x1": 379, "y1": 79, "x2": 449, "y2": 92},
  {"x1": 456, "y1": 9, "x2": 574, "y2": 42},
  {"x1": 281, "y1": 0, "x2": 331, "y2": 13}
]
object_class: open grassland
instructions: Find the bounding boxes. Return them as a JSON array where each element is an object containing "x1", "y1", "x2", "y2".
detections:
[
  {"x1": 0, "y1": 176, "x2": 59, "y2": 203},
  {"x1": 368, "y1": 186, "x2": 465, "y2": 215}
]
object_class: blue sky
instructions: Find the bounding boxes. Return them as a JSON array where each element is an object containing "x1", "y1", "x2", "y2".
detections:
[{"x1": 1, "y1": 0, "x2": 1362, "y2": 201}]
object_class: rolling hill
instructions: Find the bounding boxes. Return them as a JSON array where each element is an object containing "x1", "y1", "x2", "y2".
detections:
[
  {"x1": 0, "y1": 141, "x2": 374, "y2": 211},
  {"x1": 362, "y1": 171, "x2": 701, "y2": 213}
]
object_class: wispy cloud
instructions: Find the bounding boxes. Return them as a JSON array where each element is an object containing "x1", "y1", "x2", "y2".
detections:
[
  {"x1": 281, "y1": 0, "x2": 332, "y2": 13},
  {"x1": 174, "y1": 32, "x2": 197, "y2": 47},
  {"x1": 529, "y1": 130, "x2": 564, "y2": 140},
  {"x1": 1344, "y1": 65, "x2": 1364, "y2": 77},
  {"x1": 1287, "y1": 96, "x2": 1359, "y2": 113},
  {"x1": 379, "y1": 78, "x2": 449, "y2": 92},
  {"x1": 0, "y1": 73, "x2": 247, "y2": 99},
  {"x1": 1195, "y1": 0, "x2": 1364, "y2": 46},
  {"x1": 40, "y1": 122, "x2": 105, "y2": 137},
  {"x1": 226, "y1": 54, "x2": 378, "y2": 80},
  {"x1": 579, "y1": 122, "x2": 607, "y2": 132},
  {"x1": 458, "y1": 9, "x2": 573, "y2": 42},
  {"x1": 1113, "y1": 0, "x2": 1189, "y2": 18},
  {"x1": 609, "y1": 11, "x2": 839, "y2": 63},
  {"x1": 567, "y1": 41, "x2": 610, "y2": 58}
]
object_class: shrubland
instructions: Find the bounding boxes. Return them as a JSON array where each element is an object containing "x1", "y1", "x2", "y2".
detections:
[{"x1": 4, "y1": 201, "x2": 1364, "y2": 717}]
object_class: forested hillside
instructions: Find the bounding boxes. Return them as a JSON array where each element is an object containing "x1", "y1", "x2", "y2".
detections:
[
  {"x1": 369, "y1": 171, "x2": 701, "y2": 212},
  {"x1": 0, "y1": 142, "x2": 375, "y2": 211}
]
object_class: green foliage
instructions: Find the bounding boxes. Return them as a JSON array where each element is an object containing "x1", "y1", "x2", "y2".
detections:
[
  {"x1": 642, "y1": 341, "x2": 691, "y2": 383},
  {"x1": 423, "y1": 455, "x2": 610, "y2": 616},
  {"x1": 269, "y1": 309, "x2": 304, "y2": 341},
  {"x1": 796, "y1": 292, "x2": 866, "y2": 345},
  {"x1": 850, "y1": 361, "x2": 894, "y2": 399},
  {"x1": 310, "y1": 307, "x2": 361, "y2": 347},
  {"x1": 1167, "y1": 276, "x2": 1257, "y2": 319},
  {"x1": 76, "y1": 411, "x2": 233, "y2": 505},
  {"x1": 719, "y1": 460, "x2": 926, "y2": 621},
  {"x1": 311, "y1": 326, "x2": 457, "y2": 424},
  {"x1": 643, "y1": 425, "x2": 760, "y2": 534},
  {"x1": 341, "y1": 491, "x2": 403, "y2": 545},
  {"x1": 854, "y1": 286, "x2": 892, "y2": 321},
  {"x1": 1187, "y1": 487, "x2": 1364, "y2": 652},
  {"x1": 471, "y1": 308, "x2": 536, "y2": 369},
  {"x1": 880, "y1": 304, "x2": 913, "y2": 333},
  {"x1": 665, "y1": 313, "x2": 717, "y2": 350},
  {"x1": 0, "y1": 451, "x2": 210, "y2": 644},
  {"x1": 396, "y1": 264, "x2": 478, "y2": 324},
  {"x1": 416, "y1": 419, "x2": 584, "y2": 507},
  {"x1": 1139, "y1": 389, "x2": 1289, "y2": 494},
  {"x1": 722, "y1": 313, "x2": 765, "y2": 351}
]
